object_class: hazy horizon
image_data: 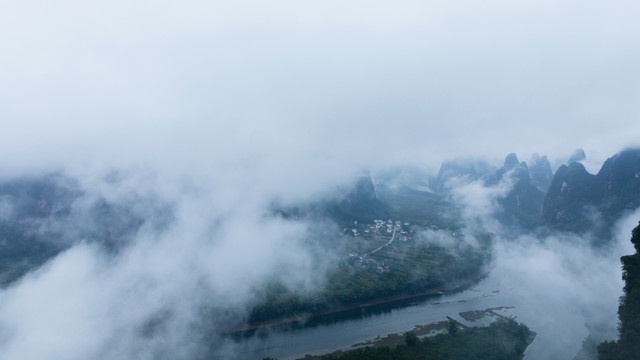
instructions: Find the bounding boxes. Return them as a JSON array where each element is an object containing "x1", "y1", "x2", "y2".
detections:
[
  {"x1": 2, "y1": 1, "x2": 640, "y2": 178},
  {"x1": 1, "y1": 1, "x2": 640, "y2": 359}
]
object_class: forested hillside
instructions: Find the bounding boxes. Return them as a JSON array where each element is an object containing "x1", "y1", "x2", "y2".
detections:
[{"x1": 598, "y1": 221, "x2": 640, "y2": 359}]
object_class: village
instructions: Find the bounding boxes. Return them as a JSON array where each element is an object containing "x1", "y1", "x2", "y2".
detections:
[
  {"x1": 339, "y1": 219, "x2": 415, "y2": 274},
  {"x1": 337, "y1": 219, "x2": 471, "y2": 276},
  {"x1": 343, "y1": 219, "x2": 411, "y2": 240}
]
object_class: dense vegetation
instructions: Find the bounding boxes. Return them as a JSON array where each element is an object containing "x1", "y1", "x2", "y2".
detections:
[
  {"x1": 320, "y1": 318, "x2": 532, "y2": 360},
  {"x1": 598, "y1": 221, "x2": 640, "y2": 359},
  {"x1": 0, "y1": 237, "x2": 64, "y2": 286},
  {"x1": 248, "y1": 234, "x2": 490, "y2": 324},
  {"x1": 0, "y1": 175, "x2": 76, "y2": 286}
]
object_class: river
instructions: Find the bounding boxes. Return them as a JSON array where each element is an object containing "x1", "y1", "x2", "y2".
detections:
[{"x1": 233, "y1": 265, "x2": 619, "y2": 360}]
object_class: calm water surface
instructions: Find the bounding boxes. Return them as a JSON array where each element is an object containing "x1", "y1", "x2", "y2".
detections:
[{"x1": 235, "y1": 272, "x2": 602, "y2": 360}]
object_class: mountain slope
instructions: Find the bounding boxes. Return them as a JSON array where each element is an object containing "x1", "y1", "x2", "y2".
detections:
[
  {"x1": 324, "y1": 174, "x2": 390, "y2": 222},
  {"x1": 543, "y1": 148, "x2": 640, "y2": 239},
  {"x1": 598, "y1": 221, "x2": 640, "y2": 359},
  {"x1": 491, "y1": 154, "x2": 545, "y2": 227},
  {"x1": 529, "y1": 153, "x2": 554, "y2": 192}
]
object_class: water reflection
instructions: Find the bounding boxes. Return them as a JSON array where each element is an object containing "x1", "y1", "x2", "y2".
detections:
[{"x1": 231, "y1": 270, "x2": 602, "y2": 360}]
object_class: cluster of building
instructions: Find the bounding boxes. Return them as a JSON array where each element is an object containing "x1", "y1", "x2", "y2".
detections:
[
  {"x1": 337, "y1": 219, "x2": 418, "y2": 275},
  {"x1": 343, "y1": 219, "x2": 412, "y2": 241}
]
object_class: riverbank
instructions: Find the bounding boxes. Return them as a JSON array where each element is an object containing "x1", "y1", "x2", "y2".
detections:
[
  {"x1": 226, "y1": 271, "x2": 490, "y2": 334},
  {"x1": 296, "y1": 307, "x2": 536, "y2": 360}
]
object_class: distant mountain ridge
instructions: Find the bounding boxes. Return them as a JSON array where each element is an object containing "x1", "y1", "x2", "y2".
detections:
[
  {"x1": 324, "y1": 174, "x2": 390, "y2": 222},
  {"x1": 528, "y1": 153, "x2": 554, "y2": 192},
  {"x1": 2, "y1": 148, "x2": 640, "y2": 288},
  {"x1": 272, "y1": 173, "x2": 390, "y2": 224},
  {"x1": 427, "y1": 148, "x2": 640, "y2": 238},
  {"x1": 430, "y1": 153, "x2": 547, "y2": 228},
  {"x1": 431, "y1": 159, "x2": 497, "y2": 193},
  {"x1": 543, "y1": 148, "x2": 640, "y2": 239},
  {"x1": 490, "y1": 153, "x2": 546, "y2": 227}
]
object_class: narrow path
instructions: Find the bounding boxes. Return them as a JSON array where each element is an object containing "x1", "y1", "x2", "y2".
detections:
[{"x1": 368, "y1": 226, "x2": 397, "y2": 255}]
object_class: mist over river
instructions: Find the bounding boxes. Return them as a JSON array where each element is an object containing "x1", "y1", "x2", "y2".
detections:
[
  {"x1": 235, "y1": 271, "x2": 609, "y2": 360},
  {"x1": 235, "y1": 215, "x2": 640, "y2": 360}
]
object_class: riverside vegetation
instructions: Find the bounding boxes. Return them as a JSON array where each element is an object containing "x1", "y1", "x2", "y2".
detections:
[
  {"x1": 248, "y1": 227, "x2": 491, "y2": 324},
  {"x1": 262, "y1": 317, "x2": 533, "y2": 360}
]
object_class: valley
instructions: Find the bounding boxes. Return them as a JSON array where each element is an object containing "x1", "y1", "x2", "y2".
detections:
[{"x1": 1, "y1": 148, "x2": 639, "y2": 360}]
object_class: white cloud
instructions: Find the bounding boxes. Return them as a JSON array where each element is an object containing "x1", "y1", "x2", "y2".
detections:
[
  {"x1": 1, "y1": 1, "x2": 640, "y2": 358},
  {"x1": 1, "y1": 0, "x2": 639, "y2": 175}
]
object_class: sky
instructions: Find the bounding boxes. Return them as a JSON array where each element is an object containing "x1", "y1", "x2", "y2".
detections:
[
  {"x1": 1, "y1": 1, "x2": 640, "y2": 359},
  {"x1": 1, "y1": 0, "x2": 640, "y2": 180}
]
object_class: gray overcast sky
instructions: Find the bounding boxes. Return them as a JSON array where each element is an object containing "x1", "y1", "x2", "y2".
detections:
[
  {"x1": 2, "y1": 3, "x2": 640, "y2": 359},
  {"x1": 1, "y1": 0, "x2": 639, "y2": 180}
]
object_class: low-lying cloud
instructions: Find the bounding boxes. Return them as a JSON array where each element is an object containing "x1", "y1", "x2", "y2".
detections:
[
  {"x1": 439, "y1": 171, "x2": 637, "y2": 359},
  {"x1": 484, "y1": 213, "x2": 637, "y2": 360},
  {"x1": 0, "y1": 169, "x2": 343, "y2": 360},
  {"x1": 2, "y1": 0, "x2": 640, "y2": 175},
  {"x1": 1, "y1": 0, "x2": 640, "y2": 359}
]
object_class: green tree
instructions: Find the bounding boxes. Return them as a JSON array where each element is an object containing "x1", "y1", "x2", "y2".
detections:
[
  {"x1": 447, "y1": 319, "x2": 459, "y2": 336},
  {"x1": 404, "y1": 331, "x2": 419, "y2": 347},
  {"x1": 598, "y1": 220, "x2": 640, "y2": 359}
]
